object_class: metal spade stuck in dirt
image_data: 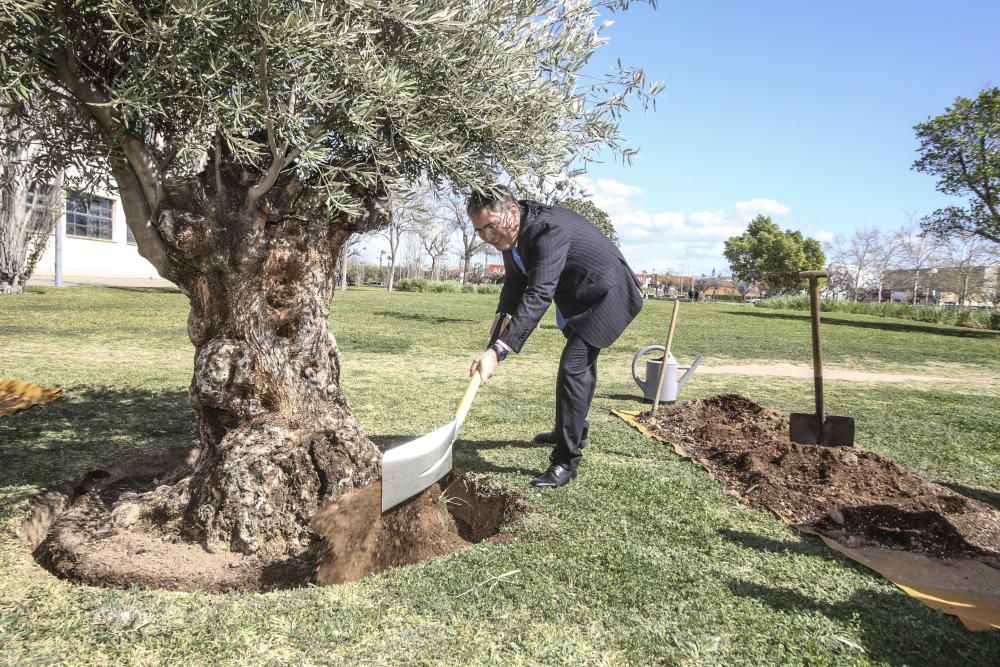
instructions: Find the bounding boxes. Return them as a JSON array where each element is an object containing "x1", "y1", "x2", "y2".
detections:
[
  {"x1": 381, "y1": 372, "x2": 481, "y2": 512},
  {"x1": 789, "y1": 271, "x2": 856, "y2": 446}
]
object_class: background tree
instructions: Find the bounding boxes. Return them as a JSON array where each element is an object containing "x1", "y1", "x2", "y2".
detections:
[
  {"x1": 942, "y1": 233, "x2": 997, "y2": 305},
  {"x1": 442, "y1": 191, "x2": 486, "y2": 284},
  {"x1": 0, "y1": 112, "x2": 61, "y2": 294},
  {"x1": 0, "y1": 1, "x2": 658, "y2": 558},
  {"x1": 554, "y1": 197, "x2": 620, "y2": 245},
  {"x1": 825, "y1": 226, "x2": 883, "y2": 301},
  {"x1": 413, "y1": 214, "x2": 451, "y2": 281},
  {"x1": 894, "y1": 220, "x2": 947, "y2": 304},
  {"x1": 724, "y1": 215, "x2": 826, "y2": 295},
  {"x1": 913, "y1": 87, "x2": 1000, "y2": 244},
  {"x1": 380, "y1": 193, "x2": 418, "y2": 291}
]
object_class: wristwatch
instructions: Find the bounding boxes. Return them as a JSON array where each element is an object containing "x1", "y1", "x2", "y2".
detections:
[{"x1": 491, "y1": 342, "x2": 509, "y2": 362}]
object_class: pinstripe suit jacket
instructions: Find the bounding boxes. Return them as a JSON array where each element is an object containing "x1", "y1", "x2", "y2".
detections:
[{"x1": 495, "y1": 201, "x2": 643, "y2": 353}]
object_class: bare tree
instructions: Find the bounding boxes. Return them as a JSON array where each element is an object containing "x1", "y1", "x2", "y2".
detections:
[
  {"x1": 442, "y1": 191, "x2": 486, "y2": 284},
  {"x1": 942, "y1": 234, "x2": 998, "y2": 305},
  {"x1": 0, "y1": 115, "x2": 61, "y2": 294},
  {"x1": 895, "y1": 219, "x2": 947, "y2": 304},
  {"x1": 336, "y1": 233, "x2": 364, "y2": 292},
  {"x1": 409, "y1": 192, "x2": 452, "y2": 281}
]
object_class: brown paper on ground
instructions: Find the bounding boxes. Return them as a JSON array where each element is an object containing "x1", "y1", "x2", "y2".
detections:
[
  {"x1": 0, "y1": 380, "x2": 63, "y2": 418},
  {"x1": 612, "y1": 408, "x2": 1000, "y2": 632}
]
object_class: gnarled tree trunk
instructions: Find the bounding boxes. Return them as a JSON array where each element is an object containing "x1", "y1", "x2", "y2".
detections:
[{"x1": 136, "y1": 164, "x2": 386, "y2": 558}]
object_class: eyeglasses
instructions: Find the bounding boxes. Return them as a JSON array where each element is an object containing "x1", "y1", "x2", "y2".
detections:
[{"x1": 474, "y1": 221, "x2": 498, "y2": 238}]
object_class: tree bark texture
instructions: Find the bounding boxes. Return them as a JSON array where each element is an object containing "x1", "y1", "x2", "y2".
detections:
[{"x1": 138, "y1": 162, "x2": 387, "y2": 557}]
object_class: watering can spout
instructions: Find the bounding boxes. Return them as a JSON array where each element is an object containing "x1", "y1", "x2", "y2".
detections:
[{"x1": 631, "y1": 345, "x2": 702, "y2": 404}]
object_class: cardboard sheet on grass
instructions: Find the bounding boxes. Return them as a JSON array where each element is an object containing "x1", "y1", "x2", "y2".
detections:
[
  {"x1": 613, "y1": 407, "x2": 1000, "y2": 631},
  {"x1": 0, "y1": 380, "x2": 63, "y2": 418}
]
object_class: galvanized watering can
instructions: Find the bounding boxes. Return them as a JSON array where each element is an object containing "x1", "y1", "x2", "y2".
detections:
[{"x1": 631, "y1": 346, "x2": 702, "y2": 404}]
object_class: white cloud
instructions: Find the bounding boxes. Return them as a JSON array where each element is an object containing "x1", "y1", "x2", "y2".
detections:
[
  {"x1": 574, "y1": 177, "x2": 794, "y2": 275},
  {"x1": 815, "y1": 230, "x2": 836, "y2": 244},
  {"x1": 735, "y1": 198, "x2": 791, "y2": 217}
]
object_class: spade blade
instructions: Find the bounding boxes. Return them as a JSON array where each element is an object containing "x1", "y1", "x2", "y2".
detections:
[{"x1": 790, "y1": 413, "x2": 855, "y2": 446}]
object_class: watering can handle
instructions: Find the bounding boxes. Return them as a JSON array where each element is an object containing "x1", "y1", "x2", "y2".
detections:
[{"x1": 632, "y1": 344, "x2": 665, "y2": 386}]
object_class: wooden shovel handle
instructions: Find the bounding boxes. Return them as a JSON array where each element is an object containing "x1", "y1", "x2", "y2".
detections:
[
  {"x1": 651, "y1": 299, "x2": 680, "y2": 415},
  {"x1": 798, "y1": 271, "x2": 826, "y2": 425},
  {"x1": 455, "y1": 372, "x2": 481, "y2": 426}
]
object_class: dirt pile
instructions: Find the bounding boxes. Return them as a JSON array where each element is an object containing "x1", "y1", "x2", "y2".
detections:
[
  {"x1": 24, "y1": 452, "x2": 522, "y2": 592},
  {"x1": 636, "y1": 394, "x2": 1000, "y2": 562}
]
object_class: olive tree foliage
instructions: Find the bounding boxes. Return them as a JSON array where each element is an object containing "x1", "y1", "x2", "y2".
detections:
[
  {"x1": 724, "y1": 215, "x2": 826, "y2": 295},
  {"x1": 913, "y1": 87, "x2": 1000, "y2": 244},
  {"x1": 1, "y1": 0, "x2": 660, "y2": 245}
]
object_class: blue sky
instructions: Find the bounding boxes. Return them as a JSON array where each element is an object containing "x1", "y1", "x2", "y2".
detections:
[{"x1": 577, "y1": 1, "x2": 999, "y2": 276}]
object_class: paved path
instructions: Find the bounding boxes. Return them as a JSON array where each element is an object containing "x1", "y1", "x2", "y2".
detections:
[
  {"x1": 700, "y1": 363, "x2": 992, "y2": 385},
  {"x1": 27, "y1": 275, "x2": 179, "y2": 289}
]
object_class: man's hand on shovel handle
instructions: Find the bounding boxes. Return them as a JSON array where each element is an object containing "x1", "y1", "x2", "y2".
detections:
[{"x1": 470, "y1": 348, "x2": 499, "y2": 386}]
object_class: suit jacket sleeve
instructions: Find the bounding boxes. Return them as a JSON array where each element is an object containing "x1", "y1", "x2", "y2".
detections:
[{"x1": 497, "y1": 222, "x2": 570, "y2": 353}]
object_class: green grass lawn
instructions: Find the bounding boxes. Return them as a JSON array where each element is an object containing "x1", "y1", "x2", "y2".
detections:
[{"x1": 1, "y1": 286, "x2": 998, "y2": 665}]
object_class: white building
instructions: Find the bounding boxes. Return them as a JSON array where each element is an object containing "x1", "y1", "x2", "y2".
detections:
[{"x1": 31, "y1": 186, "x2": 163, "y2": 285}]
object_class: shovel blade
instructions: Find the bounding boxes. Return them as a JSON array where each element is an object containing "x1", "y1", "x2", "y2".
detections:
[
  {"x1": 789, "y1": 413, "x2": 855, "y2": 446},
  {"x1": 381, "y1": 419, "x2": 459, "y2": 512}
]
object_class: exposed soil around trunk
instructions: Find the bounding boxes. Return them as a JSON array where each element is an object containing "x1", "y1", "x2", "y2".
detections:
[
  {"x1": 635, "y1": 394, "x2": 1000, "y2": 564},
  {"x1": 23, "y1": 449, "x2": 523, "y2": 592}
]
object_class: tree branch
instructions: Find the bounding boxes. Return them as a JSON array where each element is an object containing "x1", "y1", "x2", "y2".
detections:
[
  {"x1": 110, "y1": 159, "x2": 174, "y2": 280},
  {"x1": 49, "y1": 51, "x2": 164, "y2": 213}
]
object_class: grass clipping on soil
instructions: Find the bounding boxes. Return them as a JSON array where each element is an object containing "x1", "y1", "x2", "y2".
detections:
[{"x1": 617, "y1": 394, "x2": 1000, "y2": 630}]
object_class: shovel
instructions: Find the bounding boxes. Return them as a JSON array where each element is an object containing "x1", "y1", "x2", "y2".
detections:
[
  {"x1": 789, "y1": 270, "x2": 856, "y2": 446},
  {"x1": 381, "y1": 372, "x2": 480, "y2": 511},
  {"x1": 380, "y1": 314, "x2": 509, "y2": 512}
]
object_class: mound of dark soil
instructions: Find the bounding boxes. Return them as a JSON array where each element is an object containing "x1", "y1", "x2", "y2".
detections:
[
  {"x1": 23, "y1": 449, "x2": 523, "y2": 592},
  {"x1": 636, "y1": 394, "x2": 1000, "y2": 563}
]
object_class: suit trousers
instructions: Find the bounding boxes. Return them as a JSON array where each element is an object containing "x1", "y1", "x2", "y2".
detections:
[{"x1": 552, "y1": 329, "x2": 600, "y2": 471}]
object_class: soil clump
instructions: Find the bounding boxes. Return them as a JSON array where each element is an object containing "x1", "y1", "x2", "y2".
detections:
[
  {"x1": 636, "y1": 394, "x2": 1000, "y2": 563},
  {"x1": 23, "y1": 448, "x2": 522, "y2": 592}
]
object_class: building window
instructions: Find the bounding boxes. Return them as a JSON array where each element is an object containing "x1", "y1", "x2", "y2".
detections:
[
  {"x1": 126, "y1": 226, "x2": 136, "y2": 245},
  {"x1": 66, "y1": 191, "x2": 113, "y2": 240},
  {"x1": 24, "y1": 183, "x2": 55, "y2": 231}
]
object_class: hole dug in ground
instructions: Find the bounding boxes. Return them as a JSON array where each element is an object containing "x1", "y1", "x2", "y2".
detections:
[{"x1": 20, "y1": 449, "x2": 523, "y2": 593}]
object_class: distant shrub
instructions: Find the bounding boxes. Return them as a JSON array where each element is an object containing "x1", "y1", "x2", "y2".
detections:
[
  {"x1": 395, "y1": 278, "x2": 429, "y2": 292},
  {"x1": 428, "y1": 281, "x2": 460, "y2": 293},
  {"x1": 461, "y1": 283, "x2": 477, "y2": 293},
  {"x1": 476, "y1": 283, "x2": 501, "y2": 295},
  {"x1": 756, "y1": 297, "x2": 997, "y2": 330}
]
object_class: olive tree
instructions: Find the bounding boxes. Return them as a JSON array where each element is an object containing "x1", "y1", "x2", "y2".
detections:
[{"x1": 1, "y1": 0, "x2": 656, "y2": 556}]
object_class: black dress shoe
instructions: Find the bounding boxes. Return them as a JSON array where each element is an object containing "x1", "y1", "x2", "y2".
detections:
[
  {"x1": 532, "y1": 431, "x2": 590, "y2": 448},
  {"x1": 530, "y1": 463, "x2": 577, "y2": 488}
]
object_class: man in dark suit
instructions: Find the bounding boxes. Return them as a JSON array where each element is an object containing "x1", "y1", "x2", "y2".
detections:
[{"x1": 467, "y1": 187, "x2": 643, "y2": 488}]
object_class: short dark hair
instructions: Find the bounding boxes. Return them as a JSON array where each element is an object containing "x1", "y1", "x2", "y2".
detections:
[{"x1": 466, "y1": 185, "x2": 517, "y2": 217}]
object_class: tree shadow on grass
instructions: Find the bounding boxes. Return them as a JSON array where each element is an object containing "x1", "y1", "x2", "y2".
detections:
[
  {"x1": 726, "y1": 578, "x2": 1000, "y2": 665},
  {"x1": 718, "y1": 528, "x2": 849, "y2": 566},
  {"x1": 0, "y1": 386, "x2": 193, "y2": 493},
  {"x1": 373, "y1": 310, "x2": 478, "y2": 325},
  {"x1": 726, "y1": 310, "x2": 999, "y2": 339},
  {"x1": 720, "y1": 527, "x2": 1000, "y2": 664}
]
